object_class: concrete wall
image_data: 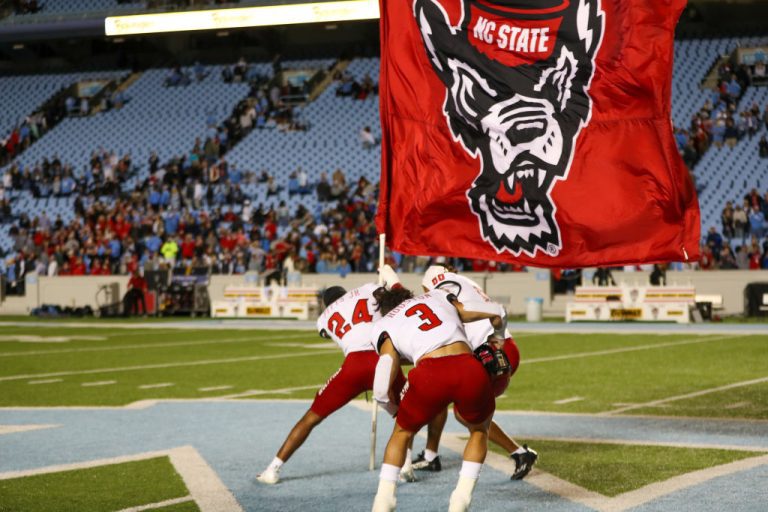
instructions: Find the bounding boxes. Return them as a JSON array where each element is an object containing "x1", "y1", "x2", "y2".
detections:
[
  {"x1": 0, "y1": 273, "x2": 128, "y2": 315},
  {"x1": 3, "y1": 270, "x2": 768, "y2": 317}
]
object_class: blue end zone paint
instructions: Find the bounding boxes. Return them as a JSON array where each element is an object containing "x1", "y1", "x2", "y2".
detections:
[
  {"x1": 491, "y1": 411, "x2": 768, "y2": 449},
  {"x1": 1, "y1": 402, "x2": 767, "y2": 511},
  {"x1": 629, "y1": 465, "x2": 768, "y2": 512}
]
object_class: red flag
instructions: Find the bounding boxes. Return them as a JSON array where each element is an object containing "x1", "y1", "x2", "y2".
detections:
[{"x1": 376, "y1": 0, "x2": 700, "y2": 267}]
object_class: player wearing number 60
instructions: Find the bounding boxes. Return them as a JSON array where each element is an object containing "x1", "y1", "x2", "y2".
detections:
[
  {"x1": 370, "y1": 285, "x2": 502, "y2": 512},
  {"x1": 256, "y1": 283, "x2": 406, "y2": 485}
]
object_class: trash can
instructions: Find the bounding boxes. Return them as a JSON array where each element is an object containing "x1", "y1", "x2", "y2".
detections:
[{"x1": 526, "y1": 297, "x2": 544, "y2": 322}]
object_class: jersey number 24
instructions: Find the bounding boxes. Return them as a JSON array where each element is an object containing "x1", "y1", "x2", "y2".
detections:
[{"x1": 327, "y1": 299, "x2": 373, "y2": 339}]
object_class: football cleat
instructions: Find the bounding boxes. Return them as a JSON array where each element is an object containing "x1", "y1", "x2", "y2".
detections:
[
  {"x1": 412, "y1": 451, "x2": 442, "y2": 472},
  {"x1": 448, "y1": 489, "x2": 472, "y2": 512},
  {"x1": 256, "y1": 468, "x2": 280, "y2": 485},
  {"x1": 510, "y1": 445, "x2": 538, "y2": 480},
  {"x1": 371, "y1": 493, "x2": 397, "y2": 512},
  {"x1": 399, "y1": 465, "x2": 418, "y2": 483}
]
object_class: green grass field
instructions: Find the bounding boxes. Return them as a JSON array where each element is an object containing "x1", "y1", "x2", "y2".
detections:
[
  {"x1": 488, "y1": 440, "x2": 764, "y2": 496},
  {"x1": 0, "y1": 325, "x2": 766, "y2": 418},
  {"x1": 1, "y1": 322, "x2": 767, "y2": 511},
  {"x1": 0, "y1": 457, "x2": 196, "y2": 512}
]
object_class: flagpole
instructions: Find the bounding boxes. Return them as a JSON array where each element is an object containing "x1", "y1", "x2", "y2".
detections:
[{"x1": 370, "y1": 232, "x2": 385, "y2": 471}]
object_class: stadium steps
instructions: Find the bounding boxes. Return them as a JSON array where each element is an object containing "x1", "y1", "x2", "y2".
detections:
[
  {"x1": 90, "y1": 71, "x2": 143, "y2": 115},
  {"x1": 701, "y1": 54, "x2": 729, "y2": 89},
  {"x1": 1, "y1": 84, "x2": 71, "y2": 166},
  {"x1": 307, "y1": 59, "x2": 348, "y2": 102},
  {"x1": 113, "y1": 70, "x2": 143, "y2": 95}
]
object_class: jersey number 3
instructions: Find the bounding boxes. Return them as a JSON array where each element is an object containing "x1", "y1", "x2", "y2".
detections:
[
  {"x1": 405, "y1": 304, "x2": 443, "y2": 331},
  {"x1": 328, "y1": 299, "x2": 373, "y2": 339}
]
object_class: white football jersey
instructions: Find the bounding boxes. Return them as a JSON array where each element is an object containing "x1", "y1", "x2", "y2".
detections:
[
  {"x1": 424, "y1": 271, "x2": 503, "y2": 349},
  {"x1": 373, "y1": 291, "x2": 469, "y2": 364},
  {"x1": 316, "y1": 283, "x2": 381, "y2": 356}
]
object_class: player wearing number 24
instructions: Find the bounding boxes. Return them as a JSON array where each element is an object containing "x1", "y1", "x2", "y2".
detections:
[{"x1": 256, "y1": 281, "x2": 406, "y2": 485}]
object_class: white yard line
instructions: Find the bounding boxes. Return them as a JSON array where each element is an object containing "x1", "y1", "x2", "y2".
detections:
[
  {"x1": 603, "y1": 454, "x2": 768, "y2": 512},
  {"x1": 215, "y1": 384, "x2": 323, "y2": 399},
  {"x1": 198, "y1": 386, "x2": 233, "y2": 392},
  {"x1": 264, "y1": 342, "x2": 338, "y2": 349},
  {"x1": 116, "y1": 496, "x2": 194, "y2": 512},
  {"x1": 168, "y1": 446, "x2": 244, "y2": 512},
  {"x1": 0, "y1": 446, "x2": 243, "y2": 512},
  {"x1": 0, "y1": 448, "x2": 178, "y2": 479},
  {"x1": 523, "y1": 334, "x2": 742, "y2": 365},
  {"x1": 81, "y1": 380, "x2": 116, "y2": 387},
  {"x1": 0, "y1": 350, "x2": 334, "y2": 383},
  {"x1": 0, "y1": 333, "x2": 314, "y2": 358},
  {"x1": 553, "y1": 396, "x2": 584, "y2": 405},
  {"x1": 0, "y1": 320, "x2": 316, "y2": 331},
  {"x1": 138, "y1": 383, "x2": 174, "y2": 389},
  {"x1": 516, "y1": 435, "x2": 768, "y2": 453},
  {"x1": 602, "y1": 375, "x2": 768, "y2": 415},
  {"x1": 0, "y1": 424, "x2": 60, "y2": 435},
  {"x1": 27, "y1": 378, "x2": 62, "y2": 385},
  {"x1": 440, "y1": 433, "x2": 768, "y2": 512}
]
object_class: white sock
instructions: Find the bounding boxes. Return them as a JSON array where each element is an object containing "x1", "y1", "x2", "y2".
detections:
[
  {"x1": 267, "y1": 457, "x2": 284, "y2": 472},
  {"x1": 380, "y1": 463, "x2": 401, "y2": 483},
  {"x1": 452, "y1": 475, "x2": 478, "y2": 508},
  {"x1": 424, "y1": 449, "x2": 438, "y2": 462},
  {"x1": 512, "y1": 446, "x2": 527, "y2": 456},
  {"x1": 459, "y1": 460, "x2": 482, "y2": 479},
  {"x1": 453, "y1": 475, "x2": 478, "y2": 500},
  {"x1": 401, "y1": 449, "x2": 412, "y2": 472}
]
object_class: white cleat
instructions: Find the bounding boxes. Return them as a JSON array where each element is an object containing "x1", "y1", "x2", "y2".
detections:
[
  {"x1": 398, "y1": 466, "x2": 417, "y2": 483},
  {"x1": 371, "y1": 493, "x2": 396, "y2": 512},
  {"x1": 448, "y1": 490, "x2": 471, "y2": 512},
  {"x1": 256, "y1": 468, "x2": 280, "y2": 485}
]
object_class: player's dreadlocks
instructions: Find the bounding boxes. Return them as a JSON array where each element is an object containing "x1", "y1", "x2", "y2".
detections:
[{"x1": 373, "y1": 286, "x2": 414, "y2": 316}]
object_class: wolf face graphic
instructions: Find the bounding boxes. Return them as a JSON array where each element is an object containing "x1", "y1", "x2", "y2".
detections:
[{"x1": 413, "y1": 0, "x2": 604, "y2": 257}]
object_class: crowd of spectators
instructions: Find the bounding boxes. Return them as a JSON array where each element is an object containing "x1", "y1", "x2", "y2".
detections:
[
  {"x1": 334, "y1": 70, "x2": 377, "y2": 100},
  {"x1": 3, "y1": 149, "x2": 135, "y2": 199},
  {"x1": 675, "y1": 62, "x2": 755, "y2": 169},
  {"x1": 704, "y1": 187, "x2": 768, "y2": 270}
]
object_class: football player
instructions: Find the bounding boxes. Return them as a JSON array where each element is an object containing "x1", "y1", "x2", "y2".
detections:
[
  {"x1": 370, "y1": 285, "x2": 502, "y2": 512},
  {"x1": 413, "y1": 265, "x2": 538, "y2": 480},
  {"x1": 256, "y1": 282, "x2": 406, "y2": 485}
]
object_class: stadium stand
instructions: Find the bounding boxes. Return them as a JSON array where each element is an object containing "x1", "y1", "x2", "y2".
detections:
[
  {"x1": 3, "y1": 37, "x2": 768, "y2": 287},
  {"x1": 3, "y1": 0, "x2": 144, "y2": 19}
]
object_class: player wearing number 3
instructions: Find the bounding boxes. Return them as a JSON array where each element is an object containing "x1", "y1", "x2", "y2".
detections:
[
  {"x1": 370, "y1": 284, "x2": 502, "y2": 512},
  {"x1": 256, "y1": 283, "x2": 406, "y2": 485}
]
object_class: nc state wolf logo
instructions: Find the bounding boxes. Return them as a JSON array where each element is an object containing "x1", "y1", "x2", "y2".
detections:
[{"x1": 414, "y1": 0, "x2": 604, "y2": 257}]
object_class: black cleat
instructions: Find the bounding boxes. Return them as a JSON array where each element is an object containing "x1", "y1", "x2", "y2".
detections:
[
  {"x1": 412, "y1": 451, "x2": 442, "y2": 471},
  {"x1": 511, "y1": 445, "x2": 538, "y2": 480}
]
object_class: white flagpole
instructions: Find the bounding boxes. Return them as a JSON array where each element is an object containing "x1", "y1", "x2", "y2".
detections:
[{"x1": 370, "y1": 232, "x2": 386, "y2": 471}]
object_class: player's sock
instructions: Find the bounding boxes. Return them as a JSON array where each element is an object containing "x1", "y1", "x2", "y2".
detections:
[
  {"x1": 403, "y1": 449, "x2": 413, "y2": 470},
  {"x1": 380, "y1": 463, "x2": 400, "y2": 483},
  {"x1": 459, "y1": 460, "x2": 482, "y2": 480},
  {"x1": 449, "y1": 461, "x2": 482, "y2": 512},
  {"x1": 267, "y1": 457, "x2": 284, "y2": 472},
  {"x1": 511, "y1": 446, "x2": 526, "y2": 456},
  {"x1": 399, "y1": 450, "x2": 417, "y2": 482},
  {"x1": 424, "y1": 449, "x2": 438, "y2": 462},
  {"x1": 257, "y1": 457, "x2": 284, "y2": 484},
  {"x1": 373, "y1": 464, "x2": 399, "y2": 512}
]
